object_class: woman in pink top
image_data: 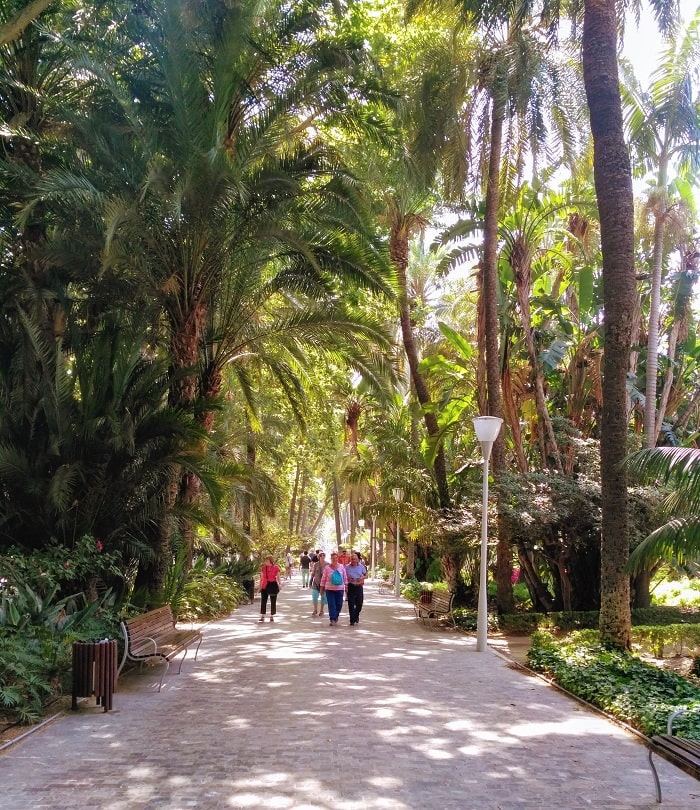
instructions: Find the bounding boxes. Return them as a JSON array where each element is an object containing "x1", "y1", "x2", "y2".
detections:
[
  {"x1": 319, "y1": 552, "x2": 347, "y2": 626},
  {"x1": 259, "y1": 555, "x2": 281, "y2": 622}
]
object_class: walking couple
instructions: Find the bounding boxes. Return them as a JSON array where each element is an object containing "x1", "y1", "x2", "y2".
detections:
[{"x1": 314, "y1": 551, "x2": 366, "y2": 626}]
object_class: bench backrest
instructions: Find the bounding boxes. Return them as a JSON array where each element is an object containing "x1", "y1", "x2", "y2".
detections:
[
  {"x1": 124, "y1": 605, "x2": 176, "y2": 644},
  {"x1": 431, "y1": 591, "x2": 453, "y2": 612}
]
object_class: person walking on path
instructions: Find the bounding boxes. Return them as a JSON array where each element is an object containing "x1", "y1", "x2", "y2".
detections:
[
  {"x1": 319, "y1": 551, "x2": 347, "y2": 626},
  {"x1": 259, "y1": 555, "x2": 281, "y2": 622},
  {"x1": 310, "y1": 551, "x2": 328, "y2": 617},
  {"x1": 345, "y1": 551, "x2": 367, "y2": 625},
  {"x1": 299, "y1": 549, "x2": 311, "y2": 587}
]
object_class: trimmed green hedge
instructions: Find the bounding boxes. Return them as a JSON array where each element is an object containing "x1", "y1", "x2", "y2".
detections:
[
  {"x1": 631, "y1": 624, "x2": 700, "y2": 659},
  {"x1": 495, "y1": 606, "x2": 700, "y2": 635}
]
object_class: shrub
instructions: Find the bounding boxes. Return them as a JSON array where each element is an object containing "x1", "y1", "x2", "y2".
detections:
[
  {"x1": 527, "y1": 631, "x2": 700, "y2": 739},
  {"x1": 177, "y1": 572, "x2": 246, "y2": 621},
  {"x1": 402, "y1": 578, "x2": 432, "y2": 602},
  {"x1": 493, "y1": 606, "x2": 700, "y2": 634},
  {"x1": 630, "y1": 624, "x2": 700, "y2": 659},
  {"x1": 0, "y1": 634, "x2": 55, "y2": 724}
]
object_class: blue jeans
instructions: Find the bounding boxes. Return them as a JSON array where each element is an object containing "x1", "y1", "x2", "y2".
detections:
[{"x1": 325, "y1": 589, "x2": 344, "y2": 622}]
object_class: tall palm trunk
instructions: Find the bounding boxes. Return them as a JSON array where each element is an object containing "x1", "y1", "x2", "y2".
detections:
[
  {"x1": 643, "y1": 162, "x2": 669, "y2": 448},
  {"x1": 583, "y1": 0, "x2": 635, "y2": 648},
  {"x1": 289, "y1": 462, "x2": 301, "y2": 534},
  {"x1": 657, "y1": 250, "x2": 697, "y2": 435},
  {"x1": 482, "y1": 90, "x2": 514, "y2": 615},
  {"x1": 511, "y1": 241, "x2": 564, "y2": 472},
  {"x1": 390, "y1": 221, "x2": 451, "y2": 510}
]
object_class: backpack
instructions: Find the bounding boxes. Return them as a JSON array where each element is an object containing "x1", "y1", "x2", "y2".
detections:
[{"x1": 330, "y1": 568, "x2": 343, "y2": 586}]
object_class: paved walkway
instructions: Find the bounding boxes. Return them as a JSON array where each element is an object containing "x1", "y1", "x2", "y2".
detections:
[{"x1": 1, "y1": 578, "x2": 699, "y2": 809}]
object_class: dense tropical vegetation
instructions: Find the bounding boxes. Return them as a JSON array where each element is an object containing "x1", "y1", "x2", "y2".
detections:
[{"x1": 1, "y1": 0, "x2": 700, "y2": 724}]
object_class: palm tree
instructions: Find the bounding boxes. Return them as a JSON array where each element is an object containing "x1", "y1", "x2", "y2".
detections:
[
  {"x1": 435, "y1": 0, "x2": 585, "y2": 612},
  {"x1": 625, "y1": 446, "x2": 700, "y2": 572},
  {"x1": 0, "y1": 311, "x2": 211, "y2": 579},
  {"x1": 581, "y1": 0, "x2": 641, "y2": 647},
  {"x1": 81, "y1": 0, "x2": 395, "y2": 571},
  {"x1": 623, "y1": 11, "x2": 700, "y2": 448},
  {"x1": 500, "y1": 184, "x2": 580, "y2": 473}
]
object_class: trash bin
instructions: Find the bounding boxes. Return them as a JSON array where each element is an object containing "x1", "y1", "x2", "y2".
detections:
[
  {"x1": 72, "y1": 639, "x2": 117, "y2": 712},
  {"x1": 242, "y1": 579, "x2": 255, "y2": 603}
]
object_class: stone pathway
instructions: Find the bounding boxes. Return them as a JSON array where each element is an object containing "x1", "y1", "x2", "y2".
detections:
[{"x1": 1, "y1": 578, "x2": 698, "y2": 809}]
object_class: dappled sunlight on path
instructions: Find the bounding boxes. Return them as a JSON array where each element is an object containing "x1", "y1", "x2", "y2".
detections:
[{"x1": 0, "y1": 576, "x2": 698, "y2": 808}]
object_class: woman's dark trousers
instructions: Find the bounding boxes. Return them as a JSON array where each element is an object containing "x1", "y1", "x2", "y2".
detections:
[{"x1": 260, "y1": 590, "x2": 278, "y2": 616}]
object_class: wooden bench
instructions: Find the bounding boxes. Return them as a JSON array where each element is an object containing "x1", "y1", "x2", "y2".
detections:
[
  {"x1": 648, "y1": 708, "x2": 700, "y2": 802},
  {"x1": 414, "y1": 590, "x2": 455, "y2": 629},
  {"x1": 119, "y1": 605, "x2": 203, "y2": 692},
  {"x1": 378, "y1": 577, "x2": 395, "y2": 594}
]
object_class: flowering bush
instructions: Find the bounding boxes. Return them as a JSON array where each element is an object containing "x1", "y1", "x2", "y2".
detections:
[{"x1": 1, "y1": 535, "x2": 123, "y2": 602}]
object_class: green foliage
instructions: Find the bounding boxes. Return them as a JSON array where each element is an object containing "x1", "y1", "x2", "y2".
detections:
[
  {"x1": 0, "y1": 541, "x2": 126, "y2": 725},
  {"x1": 1, "y1": 536, "x2": 124, "y2": 603},
  {"x1": 494, "y1": 606, "x2": 700, "y2": 634},
  {"x1": 527, "y1": 631, "x2": 700, "y2": 738},
  {"x1": 631, "y1": 606, "x2": 700, "y2": 625},
  {"x1": 0, "y1": 635, "x2": 55, "y2": 725},
  {"x1": 401, "y1": 577, "x2": 425, "y2": 602},
  {"x1": 153, "y1": 550, "x2": 247, "y2": 621},
  {"x1": 158, "y1": 546, "x2": 191, "y2": 618},
  {"x1": 630, "y1": 624, "x2": 700, "y2": 659},
  {"x1": 625, "y1": 448, "x2": 700, "y2": 572},
  {"x1": 178, "y1": 573, "x2": 246, "y2": 622},
  {"x1": 217, "y1": 557, "x2": 258, "y2": 582},
  {"x1": 651, "y1": 577, "x2": 700, "y2": 607}
]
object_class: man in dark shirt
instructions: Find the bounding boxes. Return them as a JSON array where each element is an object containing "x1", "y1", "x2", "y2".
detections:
[{"x1": 300, "y1": 550, "x2": 311, "y2": 587}]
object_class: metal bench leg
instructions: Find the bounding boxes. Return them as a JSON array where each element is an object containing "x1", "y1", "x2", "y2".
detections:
[
  {"x1": 176, "y1": 648, "x2": 189, "y2": 674},
  {"x1": 648, "y1": 748, "x2": 662, "y2": 803},
  {"x1": 157, "y1": 659, "x2": 170, "y2": 692}
]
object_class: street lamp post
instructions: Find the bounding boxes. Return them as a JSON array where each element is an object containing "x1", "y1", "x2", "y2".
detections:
[
  {"x1": 392, "y1": 488, "x2": 404, "y2": 597},
  {"x1": 472, "y1": 416, "x2": 503, "y2": 652}
]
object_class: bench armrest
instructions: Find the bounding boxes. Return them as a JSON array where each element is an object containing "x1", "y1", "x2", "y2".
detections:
[{"x1": 668, "y1": 708, "x2": 686, "y2": 735}]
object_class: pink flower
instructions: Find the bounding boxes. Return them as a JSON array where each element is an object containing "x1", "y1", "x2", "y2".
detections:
[
  {"x1": 64, "y1": 561, "x2": 70, "y2": 568},
  {"x1": 96, "y1": 541, "x2": 103, "y2": 552}
]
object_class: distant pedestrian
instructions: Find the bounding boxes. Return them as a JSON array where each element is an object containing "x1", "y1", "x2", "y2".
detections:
[
  {"x1": 337, "y1": 547, "x2": 351, "y2": 565},
  {"x1": 310, "y1": 551, "x2": 328, "y2": 617},
  {"x1": 345, "y1": 551, "x2": 367, "y2": 626},
  {"x1": 285, "y1": 549, "x2": 293, "y2": 580},
  {"x1": 259, "y1": 555, "x2": 281, "y2": 622},
  {"x1": 320, "y1": 552, "x2": 347, "y2": 626},
  {"x1": 300, "y1": 550, "x2": 311, "y2": 587}
]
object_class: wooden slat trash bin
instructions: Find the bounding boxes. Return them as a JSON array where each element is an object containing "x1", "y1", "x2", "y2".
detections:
[{"x1": 72, "y1": 639, "x2": 117, "y2": 712}]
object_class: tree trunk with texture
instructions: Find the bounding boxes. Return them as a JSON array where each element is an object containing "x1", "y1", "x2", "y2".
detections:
[
  {"x1": 390, "y1": 222, "x2": 451, "y2": 510},
  {"x1": 583, "y1": 0, "x2": 635, "y2": 648},
  {"x1": 482, "y1": 92, "x2": 514, "y2": 615}
]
